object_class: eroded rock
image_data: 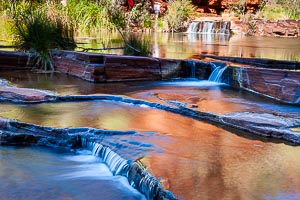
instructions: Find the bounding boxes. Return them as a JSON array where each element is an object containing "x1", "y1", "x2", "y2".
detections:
[{"x1": 0, "y1": 86, "x2": 56, "y2": 102}]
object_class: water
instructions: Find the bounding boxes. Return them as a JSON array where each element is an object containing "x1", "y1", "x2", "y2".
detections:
[
  {"x1": 2, "y1": 31, "x2": 300, "y2": 61},
  {"x1": 1, "y1": 70, "x2": 300, "y2": 199},
  {"x1": 1, "y1": 71, "x2": 299, "y2": 115},
  {"x1": 208, "y1": 63, "x2": 227, "y2": 82},
  {"x1": 186, "y1": 21, "x2": 199, "y2": 33},
  {"x1": 187, "y1": 21, "x2": 229, "y2": 34},
  {"x1": 202, "y1": 21, "x2": 215, "y2": 33},
  {"x1": 1, "y1": 100, "x2": 300, "y2": 200},
  {"x1": 0, "y1": 145, "x2": 146, "y2": 200}
]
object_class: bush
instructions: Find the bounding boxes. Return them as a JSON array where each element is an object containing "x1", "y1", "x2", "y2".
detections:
[
  {"x1": 164, "y1": 0, "x2": 196, "y2": 32},
  {"x1": 10, "y1": 5, "x2": 76, "y2": 70},
  {"x1": 125, "y1": 2, "x2": 153, "y2": 30},
  {"x1": 257, "y1": 0, "x2": 300, "y2": 20}
]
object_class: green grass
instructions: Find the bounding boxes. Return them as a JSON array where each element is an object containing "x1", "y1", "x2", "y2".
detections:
[{"x1": 10, "y1": 6, "x2": 76, "y2": 71}]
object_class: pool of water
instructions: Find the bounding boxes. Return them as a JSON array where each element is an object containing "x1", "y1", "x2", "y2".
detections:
[
  {"x1": 0, "y1": 145, "x2": 145, "y2": 200},
  {"x1": 1, "y1": 71, "x2": 300, "y2": 200},
  {"x1": 1, "y1": 31, "x2": 300, "y2": 61},
  {"x1": 0, "y1": 100, "x2": 300, "y2": 200},
  {"x1": 75, "y1": 32, "x2": 300, "y2": 61}
]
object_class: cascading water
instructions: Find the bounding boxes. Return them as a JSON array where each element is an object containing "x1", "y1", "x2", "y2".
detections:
[
  {"x1": 81, "y1": 137, "x2": 177, "y2": 200},
  {"x1": 186, "y1": 21, "x2": 199, "y2": 33},
  {"x1": 202, "y1": 21, "x2": 215, "y2": 33},
  {"x1": 191, "y1": 62, "x2": 196, "y2": 78},
  {"x1": 186, "y1": 21, "x2": 231, "y2": 34},
  {"x1": 208, "y1": 63, "x2": 227, "y2": 82},
  {"x1": 217, "y1": 21, "x2": 230, "y2": 34}
]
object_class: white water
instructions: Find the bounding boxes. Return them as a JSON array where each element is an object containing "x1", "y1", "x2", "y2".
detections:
[
  {"x1": 186, "y1": 21, "x2": 230, "y2": 34},
  {"x1": 186, "y1": 21, "x2": 199, "y2": 33},
  {"x1": 82, "y1": 139, "x2": 166, "y2": 200},
  {"x1": 208, "y1": 63, "x2": 227, "y2": 82},
  {"x1": 217, "y1": 21, "x2": 230, "y2": 34},
  {"x1": 202, "y1": 22, "x2": 215, "y2": 33},
  {"x1": 82, "y1": 139, "x2": 129, "y2": 176}
]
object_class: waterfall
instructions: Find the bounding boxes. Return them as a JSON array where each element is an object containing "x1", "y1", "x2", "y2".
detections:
[
  {"x1": 186, "y1": 21, "x2": 231, "y2": 34},
  {"x1": 202, "y1": 21, "x2": 215, "y2": 33},
  {"x1": 191, "y1": 62, "x2": 196, "y2": 78},
  {"x1": 217, "y1": 21, "x2": 230, "y2": 34},
  {"x1": 186, "y1": 21, "x2": 199, "y2": 33},
  {"x1": 208, "y1": 63, "x2": 227, "y2": 82},
  {"x1": 81, "y1": 138, "x2": 129, "y2": 176},
  {"x1": 81, "y1": 138, "x2": 177, "y2": 200}
]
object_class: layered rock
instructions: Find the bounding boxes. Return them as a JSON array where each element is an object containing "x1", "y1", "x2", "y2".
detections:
[
  {"x1": 231, "y1": 19, "x2": 300, "y2": 37},
  {"x1": 0, "y1": 86, "x2": 56, "y2": 103},
  {"x1": 0, "y1": 50, "x2": 32, "y2": 69},
  {"x1": 224, "y1": 66, "x2": 300, "y2": 104}
]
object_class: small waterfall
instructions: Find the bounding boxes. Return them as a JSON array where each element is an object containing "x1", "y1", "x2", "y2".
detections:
[
  {"x1": 185, "y1": 60, "x2": 197, "y2": 78},
  {"x1": 217, "y1": 21, "x2": 230, "y2": 34},
  {"x1": 208, "y1": 63, "x2": 227, "y2": 82},
  {"x1": 201, "y1": 21, "x2": 215, "y2": 33},
  {"x1": 81, "y1": 138, "x2": 129, "y2": 176},
  {"x1": 186, "y1": 21, "x2": 199, "y2": 33},
  {"x1": 186, "y1": 20, "x2": 231, "y2": 34},
  {"x1": 81, "y1": 138, "x2": 177, "y2": 200},
  {"x1": 191, "y1": 62, "x2": 196, "y2": 78}
]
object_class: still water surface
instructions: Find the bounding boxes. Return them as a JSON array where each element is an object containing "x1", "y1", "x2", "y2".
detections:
[
  {"x1": 1, "y1": 31, "x2": 300, "y2": 61},
  {"x1": 75, "y1": 32, "x2": 300, "y2": 61}
]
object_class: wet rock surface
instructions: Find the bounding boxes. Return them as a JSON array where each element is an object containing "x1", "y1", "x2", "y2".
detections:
[
  {"x1": 0, "y1": 85, "x2": 299, "y2": 145},
  {"x1": 0, "y1": 86, "x2": 56, "y2": 103},
  {"x1": 220, "y1": 112, "x2": 300, "y2": 144}
]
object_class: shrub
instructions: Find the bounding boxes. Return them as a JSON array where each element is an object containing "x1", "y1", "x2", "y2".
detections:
[
  {"x1": 256, "y1": 0, "x2": 300, "y2": 20},
  {"x1": 164, "y1": 0, "x2": 196, "y2": 32},
  {"x1": 125, "y1": 2, "x2": 153, "y2": 30},
  {"x1": 10, "y1": 5, "x2": 76, "y2": 71}
]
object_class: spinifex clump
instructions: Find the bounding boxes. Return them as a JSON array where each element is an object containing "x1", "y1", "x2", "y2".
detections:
[{"x1": 10, "y1": 3, "x2": 76, "y2": 71}]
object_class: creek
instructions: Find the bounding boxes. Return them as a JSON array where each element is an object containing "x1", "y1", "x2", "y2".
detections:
[{"x1": 0, "y1": 70, "x2": 300, "y2": 200}]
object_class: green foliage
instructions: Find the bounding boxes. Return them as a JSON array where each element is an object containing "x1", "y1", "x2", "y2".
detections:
[
  {"x1": 164, "y1": 0, "x2": 196, "y2": 32},
  {"x1": 123, "y1": 34, "x2": 152, "y2": 57},
  {"x1": 10, "y1": 4, "x2": 76, "y2": 71},
  {"x1": 125, "y1": 2, "x2": 153, "y2": 29},
  {"x1": 65, "y1": 0, "x2": 114, "y2": 31},
  {"x1": 105, "y1": 1, "x2": 152, "y2": 57},
  {"x1": 231, "y1": 0, "x2": 246, "y2": 16},
  {"x1": 257, "y1": 0, "x2": 300, "y2": 20}
]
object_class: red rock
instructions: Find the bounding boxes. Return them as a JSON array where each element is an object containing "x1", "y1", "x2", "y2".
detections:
[{"x1": 0, "y1": 87, "x2": 56, "y2": 102}]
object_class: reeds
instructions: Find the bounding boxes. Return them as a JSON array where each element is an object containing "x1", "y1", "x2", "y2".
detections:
[{"x1": 10, "y1": 4, "x2": 76, "y2": 71}]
